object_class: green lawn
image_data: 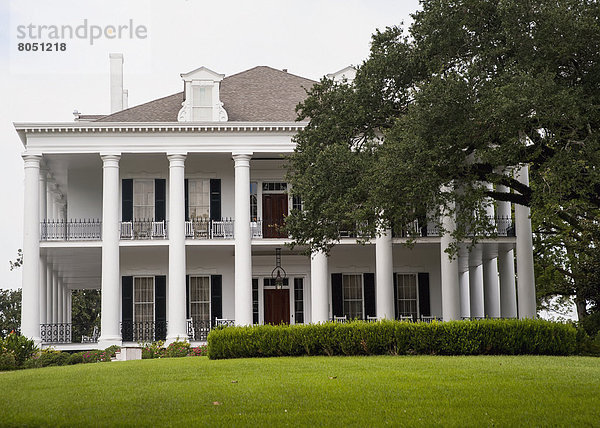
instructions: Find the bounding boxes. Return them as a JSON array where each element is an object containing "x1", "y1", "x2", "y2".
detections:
[{"x1": 1, "y1": 356, "x2": 598, "y2": 427}]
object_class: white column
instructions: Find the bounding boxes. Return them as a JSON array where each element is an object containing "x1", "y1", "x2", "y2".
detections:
[
  {"x1": 440, "y1": 206, "x2": 460, "y2": 321},
  {"x1": 483, "y1": 256, "x2": 501, "y2": 317},
  {"x1": 39, "y1": 256, "x2": 47, "y2": 325},
  {"x1": 233, "y1": 153, "x2": 253, "y2": 326},
  {"x1": 375, "y1": 229, "x2": 394, "y2": 319},
  {"x1": 310, "y1": 250, "x2": 329, "y2": 323},
  {"x1": 482, "y1": 182, "x2": 500, "y2": 318},
  {"x1": 21, "y1": 154, "x2": 42, "y2": 342},
  {"x1": 58, "y1": 282, "x2": 64, "y2": 324},
  {"x1": 515, "y1": 165, "x2": 536, "y2": 318},
  {"x1": 66, "y1": 289, "x2": 72, "y2": 324},
  {"x1": 469, "y1": 246, "x2": 485, "y2": 318},
  {"x1": 498, "y1": 247, "x2": 517, "y2": 317},
  {"x1": 459, "y1": 271, "x2": 470, "y2": 318},
  {"x1": 496, "y1": 183, "x2": 517, "y2": 317},
  {"x1": 46, "y1": 263, "x2": 53, "y2": 324},
  {"x1": 99, "y1": 154, "x2": 122, "y2": 347},
  {"x1": 167, "y1": 153, "x2": 188, "y2": 342},
  {"x1": 39, "y1": 169, "x2": 48, "y2": 324},
  {"x1": 52, "y1": 269, "x2": 58, "y2": 324},
  {"x1": 458, "y1": 247, "x2": 470, "y2": 318}
]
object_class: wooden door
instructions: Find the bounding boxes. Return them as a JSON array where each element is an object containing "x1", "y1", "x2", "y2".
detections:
[
  {"x1": 262, "y1": 194, "x2": 288, "y2": 238},
  {"x1": 264, "y1": 289, "x2": 290, "y2": 325}
]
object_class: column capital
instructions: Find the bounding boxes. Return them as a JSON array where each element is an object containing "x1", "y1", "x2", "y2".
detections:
[
  {"x1": 100, "y1": 154, "x2": 121, "y2": 167},
  {"x1": 167, "y1": 153, "x2": 187, "y2": 166},
  {"x1": 22, "y1": 154, "x2": 42, "y2": 167},
  {"x1": 232, "y1": 152, "x2": 253, "y2": 164}
]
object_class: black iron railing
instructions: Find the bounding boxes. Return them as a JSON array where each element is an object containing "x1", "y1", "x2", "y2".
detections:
[
  {"x1": 40, "y1": 219, "x2": 102, "y2": 241},
  {"x1": 186, "y1": 318, "x2": 234, "y2": 341},
  {"x1": 40, "y1": 323, "x2": 72, "y2": 343},
  {"x1": 121, "y1": 321, "x2": 167, "y2": 342}
]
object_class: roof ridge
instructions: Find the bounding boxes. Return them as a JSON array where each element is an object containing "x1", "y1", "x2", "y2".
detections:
[
  {"x1": 95, "y1": 91, "x2": 183, "y2": 122},
  {"x1": 223, "y1": 65, "x2": 317, "y2": 83}
]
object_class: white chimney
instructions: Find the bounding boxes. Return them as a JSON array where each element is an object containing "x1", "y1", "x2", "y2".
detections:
[
  {"x1": 122, "y1": 89, "x2": 129, "y2": 110},
  {"x1": 110, "y1": 53, "x2": 124, "y2": 113}
]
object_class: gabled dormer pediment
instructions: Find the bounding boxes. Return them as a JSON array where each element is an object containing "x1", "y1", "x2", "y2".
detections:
[
  {"x1": 326, "y1": 65, "x2": 357, "y2": 84},
  {"x1": 180, "y1": 66, "x2": 225, "y2": 82},
  {"x1": 178, "y1": 66, "x2": 228, "y2": 122}
]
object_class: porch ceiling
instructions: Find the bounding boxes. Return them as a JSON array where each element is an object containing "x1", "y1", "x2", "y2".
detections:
[{"x1": 42, "y1": 247, "x2": 101, "y2": 290}]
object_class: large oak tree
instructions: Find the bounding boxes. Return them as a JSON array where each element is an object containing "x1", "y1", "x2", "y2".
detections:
[{"x1": 286, "y1": 0, "x2": 600, "y2": 320}]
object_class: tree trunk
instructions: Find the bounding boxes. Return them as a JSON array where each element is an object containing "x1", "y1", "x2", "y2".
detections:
[{"x1": 575, "y1": 295, "x2": 587, "y2": 322}]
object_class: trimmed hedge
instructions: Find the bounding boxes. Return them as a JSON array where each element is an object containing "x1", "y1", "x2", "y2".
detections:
[{"x1": 207, "y1": 319, "x2": 577, "y2": 359}]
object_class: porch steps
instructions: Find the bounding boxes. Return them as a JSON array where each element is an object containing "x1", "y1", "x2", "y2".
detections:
[{"x1": 112, "y1": 346, "x2": 142, "y2": 361}]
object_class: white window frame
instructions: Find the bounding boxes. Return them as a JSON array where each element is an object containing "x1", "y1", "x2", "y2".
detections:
[
  {"x1": 342, "y1": 273, "x2": 364, "y2": 320},
  {"x1": 395, "y1": 273, "x2": 419, "y2": 319},
  {"x1": 187, "y1": 178, "x2": 211, "y2": 221},
  {"x1": 191, "y1": 82, "x2": 213, "y2": 121},
  {"x1": 133, "y1": 276, "x2": 155, "y2": 323},
  {"x1": 189, "y1": 275, "x2": 211, "y2": 322},
  {"x1": 133, "y1": 179, "x2": 155, "y2": 221}
]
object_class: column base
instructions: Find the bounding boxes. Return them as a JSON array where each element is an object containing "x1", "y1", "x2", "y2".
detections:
[{"x1": 98, "y1": 336, "x2": 122, "y2": 349}]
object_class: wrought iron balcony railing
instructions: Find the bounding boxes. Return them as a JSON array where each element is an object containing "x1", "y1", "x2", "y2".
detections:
[
  {"x1": 40, "y1": 219, "x2": 102, "y2": 241},
  {"x1": 185, "y1": 218, "x2": 234, "y2": 239},
  {"x1": 40, "y1": 323, "x2": 72, "y2": 343},
  {"x1": 120, "y1": 220, "x2": 167, "y2": 240},
  {"x1": 121, "y1": 321, "x2": 167, "y2": 342},
  {"x1": 186, "y1": 318, "x2": 235, "y2": 341}
]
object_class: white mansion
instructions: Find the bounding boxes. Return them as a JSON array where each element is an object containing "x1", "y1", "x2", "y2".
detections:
[{"x1": 15, "y1": 55, "x2": 536, "y2": 348}]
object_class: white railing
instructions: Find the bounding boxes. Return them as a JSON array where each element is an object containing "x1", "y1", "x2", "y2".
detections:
[
  {"x1": 40, "y1": 219, "x2": 102, "y2": 241},
  {"x1": 185, "y1": 219, "x2": 234, "y2": 239},
  {"x1": 120, "y1": 220, "x2": 167, "y2": 239},
  {"x1": 251, "y1": 220, "x2": 262, "y2": 238}
]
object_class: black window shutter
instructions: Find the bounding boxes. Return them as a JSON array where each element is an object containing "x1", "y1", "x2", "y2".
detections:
[
  {"x1": 122, "y1": 276, "x2": 133, "y2": 341},
  {"x1": 211, "y1": 275, "x2": 223, "y2": 321},
  {"x1": 331, "y1": 273, "x2": 343, "y2": 318},
  {"x1": 184, "y1": 179, "x2": 189, "y2": 221},
  {"x1": 122, "y1": 179, "x2": 133, "y2": 222},
  {"x1": 185, "y1": 275, "x2": 190, "y2": 319},
  {"x1": 154, "y1": 275, "x2": 167, "y2": 340},
  {"x1": 418, "y1": 272, "x2": 431, "y2": 317},
  {"x1": 155, "y1": 179, "x2": 166, "y2": 222},
  {"x1": 210, "y1": 179, "x2": 221, "y2": 221},
  {"x1": 252, "y1": 278, "x2": 259, "y2": 325},
  {"x1": 393, "y1": 273, "x2": 398, "y2": 320},
  {"x1": 363, "y1": 273, "x2": 376, "y2": 319}
]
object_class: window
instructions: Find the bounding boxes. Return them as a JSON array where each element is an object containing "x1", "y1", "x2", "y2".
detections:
[
  {"x1": 188, "y1": 179, "x2": 210, "y2": 220},
  {"x1": 134, "y1": 277, "x2": 154, "y2": 323},
  {"x1": 252, "y1": 278, "x2": 259, "y2": 324},
  {"x1": 133, "y1": 179, "x2": 154, "y2": 220},
  {"x1": 292, "y1": 195, "x2": 302, "y2": 211},
  {"x1": 294, "y1": 278, "x2": 304, "y2": 324},
  {"x1": 262, "y1": 182, "x2": 287, "y2": 192},
  {"x1": 250, "y1": 182, "x2": 258, "y2": 221},
  {"x1": 343, "y1": 274, "x2": 363, "y2": 319},
  {"x1": 264, "y1": 278, "x2": 289, "y2": 287},
  {"x1": 189, "y1": 276, "x2": 210, "y2": 322},
  {"x1": 192, "y1": 85, "x2": 212, "y2": 121},
  {"x1": 396, "y1": 274, "x2": 418, "y2": 319}
]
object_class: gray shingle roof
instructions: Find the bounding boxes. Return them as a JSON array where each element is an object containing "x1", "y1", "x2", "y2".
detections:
[{"x1": 95, "y1": 66, "x2": 316, "y2": 123}]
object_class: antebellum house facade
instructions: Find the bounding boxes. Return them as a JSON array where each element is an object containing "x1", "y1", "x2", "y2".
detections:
[{"x1": 15, "y1": 55, "x2": 536, "y2": 349}]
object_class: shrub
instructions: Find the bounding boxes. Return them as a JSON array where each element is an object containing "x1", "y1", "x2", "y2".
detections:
[
  {"x1": 103, "y1": 345, "x2": 121, "y2": 359},
  {"x1": 24, "y1": 349, "x2": 70, "y2": 369},
  {"x1": 0, "y1": 353, "x2": 16, "y2": 371},
  {"x1": 141, "y1": 341, "x2": 165, "y2": 359},
  {"x1": 165, "y1": 340, "x2": 190, "y2": 358},
  {"x1": 68, "y1": 352, "x2": 85, "y2": 365},
  {"x1": 580, "y1": 312, "x2": 600, "y2": 337},
  {"x1": 2, "y1": 332, "x2": 37, "y2": 367},
  {"x1": 188, "y1": 345, "x2": 208, "y2": 357},
  {"x1": 207, "y1": 319, "x2": 577, "y2": 360}
]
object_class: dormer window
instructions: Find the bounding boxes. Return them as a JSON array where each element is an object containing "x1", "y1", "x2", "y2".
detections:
[
  {"x1": 192, "y1": 83, "x2": 213, "y2": 121},
  {"x1": 178, "y1": 66, "x2": 228, "y2": 122}
]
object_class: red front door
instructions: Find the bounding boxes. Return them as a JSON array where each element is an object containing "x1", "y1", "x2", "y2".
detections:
[
  {"x1": 264, "y1": 289, "x2": 290, "y2": 325},
  {"x1": 262, "y1": 194, "x2": 288, "y2": 238}
]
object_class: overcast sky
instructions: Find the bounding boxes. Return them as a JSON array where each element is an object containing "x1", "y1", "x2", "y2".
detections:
[{"x1": 0, "y1": 0, "x2": 421, "y2": 290}]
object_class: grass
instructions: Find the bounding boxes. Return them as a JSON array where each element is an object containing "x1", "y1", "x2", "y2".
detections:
[{"x1": 1, "y1": 356, "x2": 598, "y2": 427}]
